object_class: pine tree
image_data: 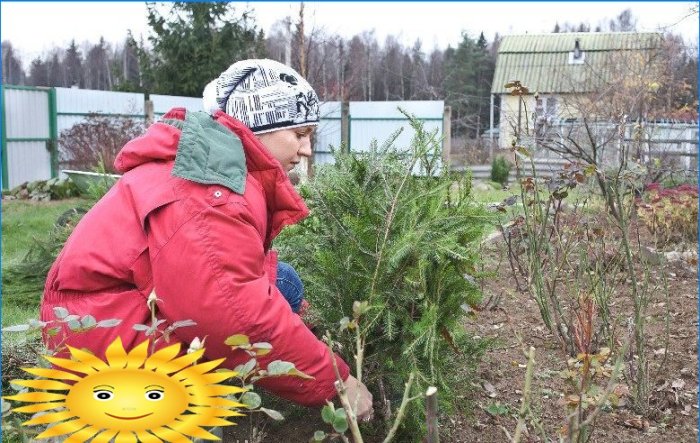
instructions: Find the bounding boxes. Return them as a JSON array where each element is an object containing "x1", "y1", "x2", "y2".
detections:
[
  {"x1": 143, "y1": 2, "x2": 266, "y2": 96},
  {"x1": 63, "y1": 40, "x2": 84, "y2": 88},
  {"x1": 277, "y1": 113, "x2": 492, "y2": 437},
  {"x1": 2, "y1": 41, "x2": 26, "y2": 85},
  {"x1": 28, "y1": 57, "x2": 49, "y2": 86}
]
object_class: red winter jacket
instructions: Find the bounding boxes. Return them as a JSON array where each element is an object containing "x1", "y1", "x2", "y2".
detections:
[{"x1": 41, "y1": 108, "x2": 350, "y2": 406}]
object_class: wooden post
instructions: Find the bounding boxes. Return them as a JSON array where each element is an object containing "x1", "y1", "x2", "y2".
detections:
[
  {"x1": 145, "y1": 100, "x2": 154, "y2": 125},
  {"x1": 426, "y1": 386, "x2": 439, "y2": 443},
  {"x1": 442, "y1": 106, "x2": 451, "y2": 169},
  {"x1": 340, "y1": 101, "x2": 350, "y2": 153}
]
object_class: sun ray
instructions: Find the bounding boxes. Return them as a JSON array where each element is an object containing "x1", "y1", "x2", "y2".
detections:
[
  {"x1": 13, "y1": 402, "x2": 66, "y2": 414},
  {"x1": 114, "y1": 430, "x2": 138, "y2": 443},
  {"x1": 167, "y1": 416, "x2": 220, "y2": 440},
  {"x1": 151, "y1": 426, "x2": 191, "y2": 443},
  {"x1": 67, "y1": 346, "x2": 109, "y2": 371},
  {"x1": 135, "y1": 429, "x2": 165, "y2": 443},
  {"x1": 8, "y1": 337, "x2": 246, "y2": 442},
  {"x1": 35, "y1": 419, "x2": 88, "y2": 439},
  {"x1": 10, "y1": 378, "x2": 73, "y2": 391},
  {"x1": 173, "y1": 358, "x2": 224, "y2": 378},
  {"x1": 44, "y1": 356, "x2": 98, "y2": 375},
  {"x1": 63, "y1": 424, "x2": 101, "y2": 443},
  {"x1": 143, "y1": 343, "x2": 182, "y2": 371},
  {"x1": 4, "y1": 392, "x2": 66, "y2": 403},
  {"x1": 104, "y1": 337, "x2": 129, "y2": 369},
  {"x1": 90, "y1": 429, "x2": 119, "y2": 443},
  {"x1": 21, "y1": 367, "x2": 81, "y2": 381},
  {"x1": 124, "y1": 340, "x2": 149, "y2": 369},
  {"x1": 198, "y1": 371, "x2": 239, "y2": 385},
  {"x1": 23, "y1": 409, "x2": 75, "y2": 426},
  {"x1": 154, "y1": 350, "x2": 204, "y2": 375}
]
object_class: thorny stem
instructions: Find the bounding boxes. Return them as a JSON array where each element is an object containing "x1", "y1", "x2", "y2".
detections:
[
  {"x1": 513, "y1": 347, "x2": 535, "y2": 443},
  {"x1": 355, "y1": 323, "x2": 364, "y2": 382}
]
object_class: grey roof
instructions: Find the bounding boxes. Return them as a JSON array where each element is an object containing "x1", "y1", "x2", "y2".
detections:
[{"x1": 492, "y1": 32, "x2": 663, "y2": 94}]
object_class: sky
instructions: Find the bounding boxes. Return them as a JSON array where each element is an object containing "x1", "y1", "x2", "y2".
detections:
[{"x1": 2, "y1": 1, "x2": 698, "y2": 69}]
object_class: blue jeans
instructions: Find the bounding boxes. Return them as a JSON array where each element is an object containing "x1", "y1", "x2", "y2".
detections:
[{"x1": 276, "y1": 261, "x2": 304, "y2": 313}]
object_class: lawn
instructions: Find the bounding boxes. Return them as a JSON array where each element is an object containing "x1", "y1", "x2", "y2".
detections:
[{"x1": 2, "y1": 198, "x2": 89, "y2": 327}]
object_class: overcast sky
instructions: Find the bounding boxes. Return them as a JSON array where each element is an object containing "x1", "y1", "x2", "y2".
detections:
[{"x1": 2, "y1": 1, "x2": 698, "y2": 68}]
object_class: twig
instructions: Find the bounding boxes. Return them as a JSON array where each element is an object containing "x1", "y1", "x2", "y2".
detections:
[
  {"x1": 326, "y1": 337, "x2": 364, "y2": 443},
  {"x1": 513, "y1": 347, "x2": 535, "y2": 443},
  {"x1": 382, "y1": 372, "x2": 417, "y2": 443}
]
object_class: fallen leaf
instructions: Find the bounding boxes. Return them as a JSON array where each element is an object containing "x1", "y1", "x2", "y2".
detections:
[
  {"x1": 622, "y1": 417, "x2": 649, "y2": 431},
  {"x1": 482, "y1": 381, "x2": 497, "y2": 398},
  {"x1": 671, "y1": 379, "x2": 686, "y2": 390}
]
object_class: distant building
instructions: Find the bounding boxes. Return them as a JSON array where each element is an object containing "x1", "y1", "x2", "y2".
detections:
[{"x1": 490, "y1": 32, "x2": 664, "y2": 150}]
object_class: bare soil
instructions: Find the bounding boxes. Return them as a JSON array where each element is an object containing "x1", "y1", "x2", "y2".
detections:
[{"x1": 224, "y1": 231, "x2": 698, "y2": 443}]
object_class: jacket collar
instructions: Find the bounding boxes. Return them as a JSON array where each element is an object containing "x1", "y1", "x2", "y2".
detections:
[{"x1": 114, "y1": 108, "x2": 309, "y2": 240}]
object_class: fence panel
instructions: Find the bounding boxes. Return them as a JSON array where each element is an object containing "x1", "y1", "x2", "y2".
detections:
[
  {"x1": 314, "y1": 101, "x2": 342, "y2": 165},
  {"x1": 349, "y1": 101, "x2": 444, "y2": 152},
  {"x1": 2, "y1": 87, "x2": 52, "y2": 188},
  {"x1": 150, "y1": 94, "x2": 204, "y2": 117},
  {"x1": 55, "y1": 88, "x2": 145, "y2": 136}
]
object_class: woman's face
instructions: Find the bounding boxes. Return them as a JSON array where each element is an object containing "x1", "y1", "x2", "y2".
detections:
[{"x1": 257, "y1": 126, "x2": 315, "y2": 173}]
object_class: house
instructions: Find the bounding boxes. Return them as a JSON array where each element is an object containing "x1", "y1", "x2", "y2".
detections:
[{"x1": 490, "y1": 32, "x2": 664, "y2": 150}]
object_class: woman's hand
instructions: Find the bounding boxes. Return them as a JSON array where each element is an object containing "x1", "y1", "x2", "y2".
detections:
[{"x1": 343, "y1": 374, "x2": 374, "y2": 422}]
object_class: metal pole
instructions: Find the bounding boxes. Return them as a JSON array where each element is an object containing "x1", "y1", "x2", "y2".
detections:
[
  {"x1": 1, "y1": 85, "x2": 8, "y2": 189},
  {"x1": 48, "y1": 87, "x2": 58, "y2": 178},
  {"x1": 489, "y1": 93, "x2": 495, "y2": 160}
]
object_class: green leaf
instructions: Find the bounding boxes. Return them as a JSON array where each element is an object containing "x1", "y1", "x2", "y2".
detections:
[
  {"x1": 252, "y1": 342, "x2": 272, "y2": 356},
  {"x1": 233, "y1": 359, "x2": 257, "y2": 378},
  {"x1": 515, "y1": 146, "x2": 532, "y2": 158},
  {"x1": 332, "y1": 414, "x2": 348, "y2": 433},
  {"x1": 53, "y1": 307, "x2": 69, "y2": 320},
  {"x1": 97, "y1": 319, "x2": 122, "y2": 328},
  {"x1": 289, "y1": 368, "x2": 314, "y2": 380},
  {"x1": 260, "y1": 407, "x2": 284, "y2": 421},
  {"x1": 267, "y1": 360, "x2": 295, "y2": 376},
  {"x1": 80, "y1": 315, "x2": 97, "y2": 329},
  {"x1": 67, "y1": 319, "x2": 81, "y2": 331},
  {"x1": 240, "y1": 392, "x2": 261, "y2": 409},
  {"x1": 312, "y1": 430, "x2": 326, "y2": 442},
  {"x1": 224, "y1": 334, "x2": 250, "y2": 347},
  {"x1": 132, "y1": 324, "x2": 150, "y2": 332},
  {"x1": 46, "y1": 327, "x2": 61, "y2": 337},
  {"x1": 321, "y1": 405, "x2": 335, "y2": 424}
]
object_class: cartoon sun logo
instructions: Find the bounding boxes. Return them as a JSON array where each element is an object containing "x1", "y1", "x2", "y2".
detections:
[{"x1": 4, "y1": 338, "x2": 246, "y2": 442}]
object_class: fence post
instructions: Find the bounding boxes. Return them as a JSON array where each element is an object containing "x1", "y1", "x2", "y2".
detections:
[
  {"x1": 442, "y1": 106, "x2": 451, "y2": 169},
  {"x1": 1, "y1": 85, "x2": 8, "y2": 189},
  {"x1": 48, "y1": 87, "x2": 58, "y2": 178},
  {"x1": 426, "y1": 386, "x2": 439, "y2": 443},
  {"x1": 340, "y1": 101, "x2": 350, "y2": 153},
  {"x1": 145, "y1": 99, "x2": 154, "y2": 125}
]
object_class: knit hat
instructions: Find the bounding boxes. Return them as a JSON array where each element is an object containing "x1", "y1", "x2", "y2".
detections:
[{"x1": 203, "y1": 59, "x2": 320, "y2": 134}]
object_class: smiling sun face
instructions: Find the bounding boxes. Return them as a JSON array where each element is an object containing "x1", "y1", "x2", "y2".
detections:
[
  {"x1": 4, "y1": 338, "x2": 246, "y2": 442},
  {"x1": 65, "y1": 368, "x2": 189, "y2": 432}
]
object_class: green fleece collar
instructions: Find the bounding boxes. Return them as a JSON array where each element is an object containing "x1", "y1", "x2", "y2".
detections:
[{"x1": 171, "y1": 111, "x2": 246, "y2": 194}]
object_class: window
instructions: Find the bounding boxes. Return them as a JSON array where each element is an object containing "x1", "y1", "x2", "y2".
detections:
[{"x1": 534, "y1": 96, "x2": 558, "y2": 145}]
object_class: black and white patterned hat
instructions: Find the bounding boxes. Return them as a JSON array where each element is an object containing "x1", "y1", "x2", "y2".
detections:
[{"x1": 203, "y1": 59, "x2": 319, "y2": 134}]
